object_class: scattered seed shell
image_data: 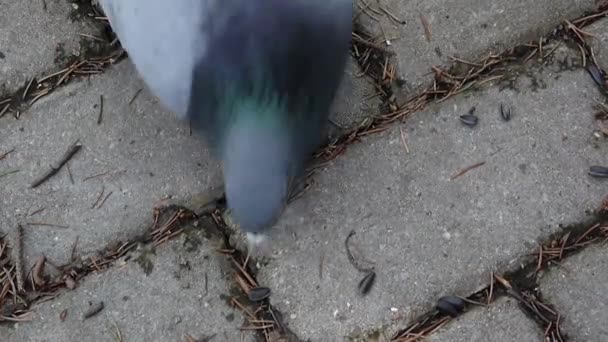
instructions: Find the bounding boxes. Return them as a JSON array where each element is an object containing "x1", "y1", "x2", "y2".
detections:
[
  {"x1": 459, "y1": 114, "x2": 478, "y2": 127},
  {"x1": 436, "y1": 295, "x2": 465, "y2": 317},
  {"x1": 589, "y1": 165, "x2": 608, "y2": 178},
  {"x1": 586, "y1": 64, "x2": 608, "y2": 90},
  {"x1": 60, "y1": 309, "x2": 68, "y2": 321},
  {"x1": 248, "y1": 286, "x2": 271, "y2": 302},
  {"x1": 83, "y1": 301, "x2": 104, "y2": 320},
  {"x1": 358, "y1": 270, "x2": 376, "y2": 295},
  {"x1": 500, "y1": 103, "x2": 511, "y2": 121}
]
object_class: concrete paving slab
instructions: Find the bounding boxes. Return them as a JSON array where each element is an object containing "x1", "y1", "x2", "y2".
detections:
[
  {"x1": 540, "y1": 245, "x2": 608, "y2": 342},
  {"x1": 356, "y1": 0, "x2": 596, "y2": 98},
  {"x1": 427, "y1": 297, "x2": 542, "y2": 341},
  {"x1": 1, "y1": 226, "x2": 255, "y2": 342},
  {"x1": 331, "y1": 57, "x2": 382, "y2": 131},
  {"x1": 0, "y1": 60, "x2": 222, "y2": 271},
  {"x1": 256, "y1": 61, "x2": 608, "y2": 339},
  {"x1": 586, "y1": 17, "x2": 608, "y2": 70},
  {"x1": 0, "y1": 53, "x2": 382, "y2": 273},
  {"x1": 0, "y1": 0, "x2": 106, "y2": 95}
]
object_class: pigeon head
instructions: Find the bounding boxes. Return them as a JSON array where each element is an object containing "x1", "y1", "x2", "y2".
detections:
[
  {"x1": 184, "y1": 1, "x2": 351, "y2": 250},
  {"x1": 221, "y1": 102, "x2": 292, "y2": 246}
]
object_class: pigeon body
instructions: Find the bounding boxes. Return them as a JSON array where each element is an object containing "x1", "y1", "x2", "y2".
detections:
[{"x1": 99, "y1": 0, "x2": 352, "y2": 244}]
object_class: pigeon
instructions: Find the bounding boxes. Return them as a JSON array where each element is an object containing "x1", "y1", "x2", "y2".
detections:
[{"x1": 98, "y1": 0, "x2": 352, "y2": 248}]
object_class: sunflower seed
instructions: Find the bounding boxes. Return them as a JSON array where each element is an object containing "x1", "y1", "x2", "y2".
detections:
[
  {"x1": 500, "y1": 103, "x2": 511, "y2": 121},
  {"x1": 459, "y1": 114, "x2": 478, "y2": 127},
  {"x1": 83, "y1": 301, "x2": 104, "y2": 320},
  {"x1": 589, "y1": 165, "x2": 608, "y2": 178},
  {"x1": 586, "y1": 64, "x2": 607, "y2": 90},
  {"x1": 248, "y1": 286, "x2": 271, "y2": 302},
  {"x1": 358, "y1": 270, "x2": 376, "y2": 295},
  {"x1": 436, "y1": 295, "x2": 465, "y2": 317}
]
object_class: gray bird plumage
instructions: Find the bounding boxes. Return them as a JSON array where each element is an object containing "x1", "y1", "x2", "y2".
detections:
[{"x1": 99, "y1": 0, "x2": 352, "y2": 246}]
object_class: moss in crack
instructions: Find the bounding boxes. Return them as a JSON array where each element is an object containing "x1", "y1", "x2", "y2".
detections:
[
  {"x1": 182, "y1": 218, "x2": 219, "y2": 252},
  {"x1": 498, "y1": 64, "x2": 527, "y2": 92},
  {"x1": 182, "y1": 229, "x2": 205, "y2": 253},
  {"x1": 65, "y1": 0, "x2": 115, "y2": 60},
  {"x1": 0, "y1": 0, "x2": 117, "y2": 115},
  {"x1": 496, "y1": 63, "x2": 559, "y2": 93},
  {"x1": 79, "y1": 35, "x2": 113, "y2": 57},
  {"x1": 503, "y1": 209, "x2": 608, "y2": 309},
  {"x1": 351, "y1": 19, "x2": 396, "y2": 106},
  {"x1": 526, "y1": 70, "x2": 548, "y2": 92},
  {"x1": 545, "y1": 42, "x2": 582, "y2": 72},
  {"x1": 133, "y1": 244, "x2": 156, "y2": 276},
  {"x1": 63, "y1": 0, "x2": 116, "y2": 63},
  {"x1": 67, "y1": 0, "x2": 97, "y2": 23},
  {"x1": 52, "y1": 34, "x2": 113, "y2": 68},
  {"x1": 224, "y1": 312, "x2": 235, "y2": 322},
  {"x1": 347, "y1": 325, "x2": 390, "y2": 342},
  {"x1": 53, "y1": 42, "x2": 70, "y2": 65}
]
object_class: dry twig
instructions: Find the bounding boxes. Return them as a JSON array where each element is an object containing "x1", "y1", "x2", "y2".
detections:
[{"x1": 31, "y1": 140, "x2": 82, "y2": 188}]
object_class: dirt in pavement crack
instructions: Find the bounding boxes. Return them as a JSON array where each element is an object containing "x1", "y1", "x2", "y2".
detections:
[
  {"x1": 0, "y1": 0, "x2": 121, "y2": 120},
  {"x1": 0, "y1": 198, "x2": 303, "y2": 342}
]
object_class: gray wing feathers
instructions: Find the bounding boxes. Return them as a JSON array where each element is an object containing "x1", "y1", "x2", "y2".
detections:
[
  {"x1": 98, "y1": 0, "x2": 213, "y2": 117},
  {"x1": 98, "y1": 0, "x2": 352, "y2": 120}
]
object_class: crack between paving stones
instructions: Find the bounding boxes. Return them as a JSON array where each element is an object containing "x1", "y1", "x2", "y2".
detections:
[
  {"x1": 348, "y1": 6, "x2": 608, "y2": 341},
  {"x1": 0, "y1": 1, "x2": 123, "y2": 120},
  {"x1": 2, "y1": 2, "x2": 608, "y2": 342},
  {"x1": 343, "y1": 4, "x2": 608, "y2": 170},
  {"x1": 2, "y1": 198, "x2": 606, "y2": 341},
  {"x1": 0, "y1": 199, "x2": 305, "y2": 342},
  {"x1": 385, "y1": 211, "x2": 608, "y2": 342}
]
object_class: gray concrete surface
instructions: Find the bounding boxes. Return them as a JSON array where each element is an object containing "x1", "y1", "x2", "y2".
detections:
[
  {"x1": 427, "y1": 297, "x2": 542, "y2": 341},
  {"x1": 587, "y1": 15, "x2": 608, "y2": 70},
  {"x1": 0, "y1": 60, "x2": 222, "y2": 272},
  {"x1": 2, "y1": 226, "x2": 255, "y2": 342},
  {"x1": 256, "y1": 55, "x2": 607, "y2": 339},
  {"x1": 356, "y1": 0, "x2": 597, "y2": 99},
  {"x1": 0, "y1": 0, "x2": 105, "y2": 95},
  {"x1": 3, "y1": 2, "x2": 608, "y2": 341},
  {"x1": 540, "y1": 245, "x2": 608, "y2": 342},
  {"x1": 331, "y1": 57, "x2": 382, "y2": 131}
]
